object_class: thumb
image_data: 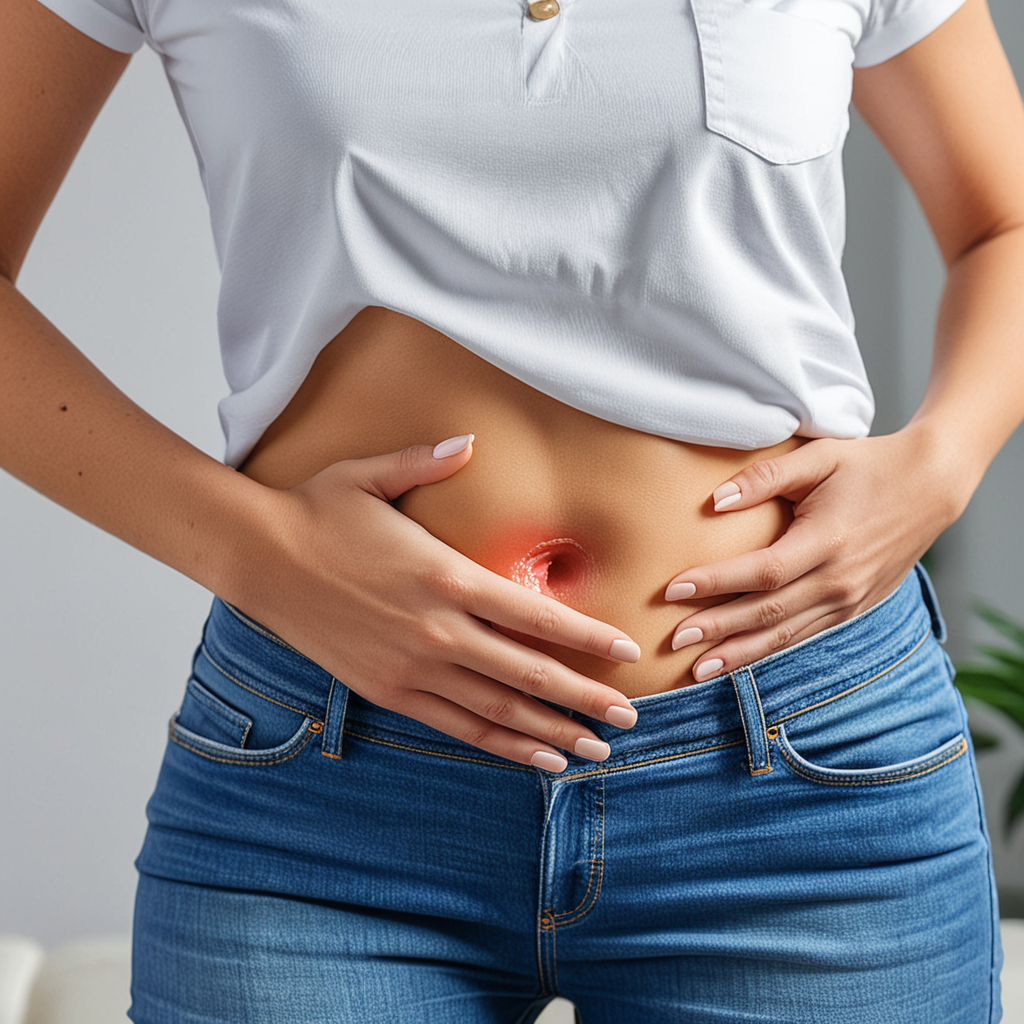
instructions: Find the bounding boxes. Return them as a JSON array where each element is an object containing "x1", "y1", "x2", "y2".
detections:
[
  {"x1": 353, "y1": 433, "x2": 475, "y2": 503},
  {"x1": 711, "y1": 440, "x2": 839, "y2": 512}
]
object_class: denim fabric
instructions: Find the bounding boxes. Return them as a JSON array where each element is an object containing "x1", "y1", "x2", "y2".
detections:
[{"x1": 130, "y1": 563, "x2": 1002, "y2": 1023}]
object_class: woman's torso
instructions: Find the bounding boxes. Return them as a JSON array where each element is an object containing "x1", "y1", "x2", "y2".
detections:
[{"x1": 238, "y1": 306, "x2": 806, "y2": 699}]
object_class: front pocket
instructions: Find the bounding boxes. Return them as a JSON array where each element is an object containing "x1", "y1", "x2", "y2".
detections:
[
  {"x1": 690, "y1": 0, "x2": 853, "y2": 164},
  {"x1": 774, "y1": 721, "x2": 967, "y2": 786},
  {"x1": 169, "y1": 673, "x2": 317, "y2": 766}
]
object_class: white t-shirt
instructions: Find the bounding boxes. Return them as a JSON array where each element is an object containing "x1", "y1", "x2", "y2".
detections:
[{"x1": 35, "y1": 0, "x2": 968, "y2": 467}]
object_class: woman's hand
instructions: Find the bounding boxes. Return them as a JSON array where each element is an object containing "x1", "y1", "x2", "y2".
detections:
[
  {"x1": 664, "y1": 425, "x2": 968, "y2": 682},
  {"x1": 222, "y1": 434, "x2": 642, "y2": 773}
]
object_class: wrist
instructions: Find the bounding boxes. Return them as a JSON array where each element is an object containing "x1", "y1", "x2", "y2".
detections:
[
  {"x1": 895, "y1": 417, "x2": 985, "y2": 525},
  {"x1": 199, "y1": 469, "x2": 298, "y2": 605}
]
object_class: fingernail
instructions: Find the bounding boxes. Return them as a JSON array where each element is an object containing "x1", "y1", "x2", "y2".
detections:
[
  {"x1": 693, "y1": 658, "x2": 725, "y2": 681},
  {"x1": 712, "y1": 481, "x2": 742, "y2": 511},
  {"x1": 531, "y1": 750, "x2": 568, "y2": 773},
  {"x1": 605, "y1": 704, "x2": 638, "y2": 728},
  {"x1": 671, "y1": 626, "x2": 703, "y2": 651},
  {"x1": 609, "y1": 638, "x2": 641, "y2": 663},
  {"x1": 575, "y1": 737, "x2": 611, "y2": 761},
  {"x1": 432, "y1": 433, "x2": 474, "y2": 459},
  {"x1": 665, "y1": 581, "x2": 697, "y2": 601}
]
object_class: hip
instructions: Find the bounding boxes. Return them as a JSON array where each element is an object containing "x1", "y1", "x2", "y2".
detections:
[{"x1": 131, "y1": 562, "x2": 1002, "y2": 1021}]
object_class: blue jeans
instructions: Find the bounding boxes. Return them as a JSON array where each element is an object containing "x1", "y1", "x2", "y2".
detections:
[{"x1": 129, "y1": 563, "x2": 1003, "y2": 1023}]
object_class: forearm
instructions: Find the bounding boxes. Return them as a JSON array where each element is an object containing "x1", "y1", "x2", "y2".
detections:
[
  {"x1": 906, "y1": 224, "x2": 1024, "y2": 514},
  {"x1": 0, "y1": 274, "x2": 271, "y2": 596}
]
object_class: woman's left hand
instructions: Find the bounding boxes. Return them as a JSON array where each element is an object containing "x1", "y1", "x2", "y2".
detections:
[{"x1": 664, "y1": 426, "x2": 967, "y2": 682}]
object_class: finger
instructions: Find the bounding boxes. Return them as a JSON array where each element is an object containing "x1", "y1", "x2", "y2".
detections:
[
  {"x1": 686, "y1": 601, "x2": 848, "y2": 682},
  {"x1": 669, "y1": 575, "x2": 839, "y2": 654},
  {"x1": 709, "y1": 439, "x2": 841, "y2": 512},
  {"x1": 429, "y1": 662, "x2": 614, "y2": 761},
  {"x1": 395, "y1": 687, "x2": 578, "y2": 772},
  {"x1": 462, "y1": 558, "x2": 642, "y2": 665},
  {"x1": 454, "y1": 615, "x2": 640, "y2": 729},
  {"x1": 665, "y1": 518, "x2": 826, "y2": 600}
]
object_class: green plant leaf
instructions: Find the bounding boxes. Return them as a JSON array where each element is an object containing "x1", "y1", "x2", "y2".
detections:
[
  {"x1": 974, "y1": 602, "x2": 1024, "y2": 651},
  {"x1": 973, "y1": 646, "x2": 1024, "y2": 678},
  {"x1": 1006, "y1": 771, "x2": 1024, "y2": 839},
  {"x1": 954, "y1": 671, "x2": 1024, "y2": 699},
  {"x1": 954, "y1": 678, "x2": 1024, "y2": 712}
]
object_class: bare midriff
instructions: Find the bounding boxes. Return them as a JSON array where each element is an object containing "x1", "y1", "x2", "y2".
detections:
[{"x1": 238, "y1": 306, "x2": 807, "y2": 699}]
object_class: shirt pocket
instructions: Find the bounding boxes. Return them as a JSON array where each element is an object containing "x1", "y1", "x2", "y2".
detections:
[{"x1": 689, "y1": 0, "x2": 854, "y2": 164}]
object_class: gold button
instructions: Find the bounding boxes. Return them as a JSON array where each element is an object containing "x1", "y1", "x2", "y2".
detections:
[{"x1": 528, "y1": 0, "x2": 560, "y2": 20}]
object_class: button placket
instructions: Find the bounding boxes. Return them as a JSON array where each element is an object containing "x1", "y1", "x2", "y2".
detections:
[{"x1": 521, "y1": 0, "x2": 570, "y2": 100}]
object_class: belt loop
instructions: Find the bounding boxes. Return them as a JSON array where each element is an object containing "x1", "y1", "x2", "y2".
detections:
[
  {"x1": 320, "y1": 677, "x2": 349, "y2": 760},
  {"x1": 729, "y1": 667, "x2": 772, "y2": 776},
  {"x1": 913, "y1": 561, "x2": 948, "y2": 644}
]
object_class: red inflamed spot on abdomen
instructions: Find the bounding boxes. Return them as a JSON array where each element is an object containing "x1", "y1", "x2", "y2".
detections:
[{"x1": 508, "y1": 538, "x2": 595, "y2": 600}]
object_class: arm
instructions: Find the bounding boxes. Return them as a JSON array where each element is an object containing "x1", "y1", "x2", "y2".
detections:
[
  {"x1": 664, "y1": 0, "x2": 1024, "y2": 677},
  {"x1": 2, "y1": 0, "x2": 641, "y2": 771},
  {"x1": 0, "y1": 0, "x2": 270, "y2": 602}
]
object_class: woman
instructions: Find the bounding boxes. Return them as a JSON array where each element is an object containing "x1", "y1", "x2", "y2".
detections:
[{"x1": 2, "y1": 0, "x2": 1021, "y2": 1018}]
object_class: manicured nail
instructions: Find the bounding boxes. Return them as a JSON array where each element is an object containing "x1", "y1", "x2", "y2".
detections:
[
  {"x1": 531, "y1": 750, "x2": 568, "y2": 773},
  {"x1": 575, "y1": 737, "x2": 611, "y2": 761},
  {"x1": 672, "y1": 626, "x2": 703, "y2": 651},
  {"x1": 605, "y1": 704, "x2": 638, "y2": 728},
  {"x1": 665, "y1": 580, "x2": 697, "y2": 601},
  {"x1": 432, "y1": 433, "x2": 474, "y2": 459},
  {"x1": 712, "y1": 481, "x2": 742, "y2": 511},
  {"x1": 609, "y1": 638, "x2": 641, "y2": 663},
  {"x1": 693, "y1": 658, "x2": 725, "y2": 680}
]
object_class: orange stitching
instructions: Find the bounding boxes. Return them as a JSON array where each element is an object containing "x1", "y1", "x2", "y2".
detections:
[
  {"x1": 200, "y1": 644, "x2": 317, "y2": 719},
  {"x1": 343, "y1": 729, "x2": 535, "y2": 771},
  {"x1": 772, "y1": 630, "x2": 930, "y2": 727},
  {"x1": 551, "y1": 859, "x2": 599, "y2": 920},
  {"x1": 748, "y1": 666, "x2": 772, "y2": 773},
  {"x1": 168, "y1": 722, "x2": 314, "y2": 766},
  {"x1": 229, "y1": 724, "x2": 742, "y2": 776},
  {"x1": 776, "y1": 737, "x2": 967, "y2": 786},
  {"x1": 552, "y1": 779, "x2": 605, "y2": 922},
  {"x1": 556, "y1": 739, "x2": 744, "y2": 781},
  {"x1": 730, "y1": 670, "x2": 756, "y2": 771}
]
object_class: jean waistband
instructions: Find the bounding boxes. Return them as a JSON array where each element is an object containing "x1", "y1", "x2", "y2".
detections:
[{"x1": 199, "y1": 562, "x2": 945, "y2": 761}]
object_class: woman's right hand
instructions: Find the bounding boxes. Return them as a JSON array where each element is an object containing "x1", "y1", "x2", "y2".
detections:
[{"x1": 222, "y1": 434, "x2": 642, "y2": 773}]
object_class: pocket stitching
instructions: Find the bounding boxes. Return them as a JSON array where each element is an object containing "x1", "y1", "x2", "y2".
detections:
[
  {"x1": 184, "y1": 674, "x2": 252, "y2": 747},
  {"x1": 770, "y1": 628, "x2": 931, "y2": 728},
  {"x1": 690, "y1": 0, "x2": 849, "y2": 164},
  {"x1": 774, "y1": 723, "x2": 967, "y2": 787},
  {"x1": 168, "y1": 712, "x2": 317, "y2": 766},
  {"x1": 199, "y1": 642, "x2": 319, "y2": 720}
]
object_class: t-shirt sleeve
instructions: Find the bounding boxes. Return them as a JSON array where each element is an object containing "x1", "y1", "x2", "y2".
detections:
[
  {"x1": 853, "y1": 0, "x2": 969, "y2": 67},
  {"x1": 32, "y1": 0, "x2": 145, "y2": 53}
]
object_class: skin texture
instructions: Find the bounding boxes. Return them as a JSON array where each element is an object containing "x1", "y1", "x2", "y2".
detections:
[
  {"x1": 238, "y1": 305, "x2": 804, "y2": 698},
  {"x1": 2, "y1": 0, "x2": 1024, "y2": 771}
]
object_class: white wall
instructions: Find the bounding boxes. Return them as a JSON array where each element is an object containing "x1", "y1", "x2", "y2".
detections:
[{"x1": 2, "y1": 4, "x2": 1024, "y2": 945}]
